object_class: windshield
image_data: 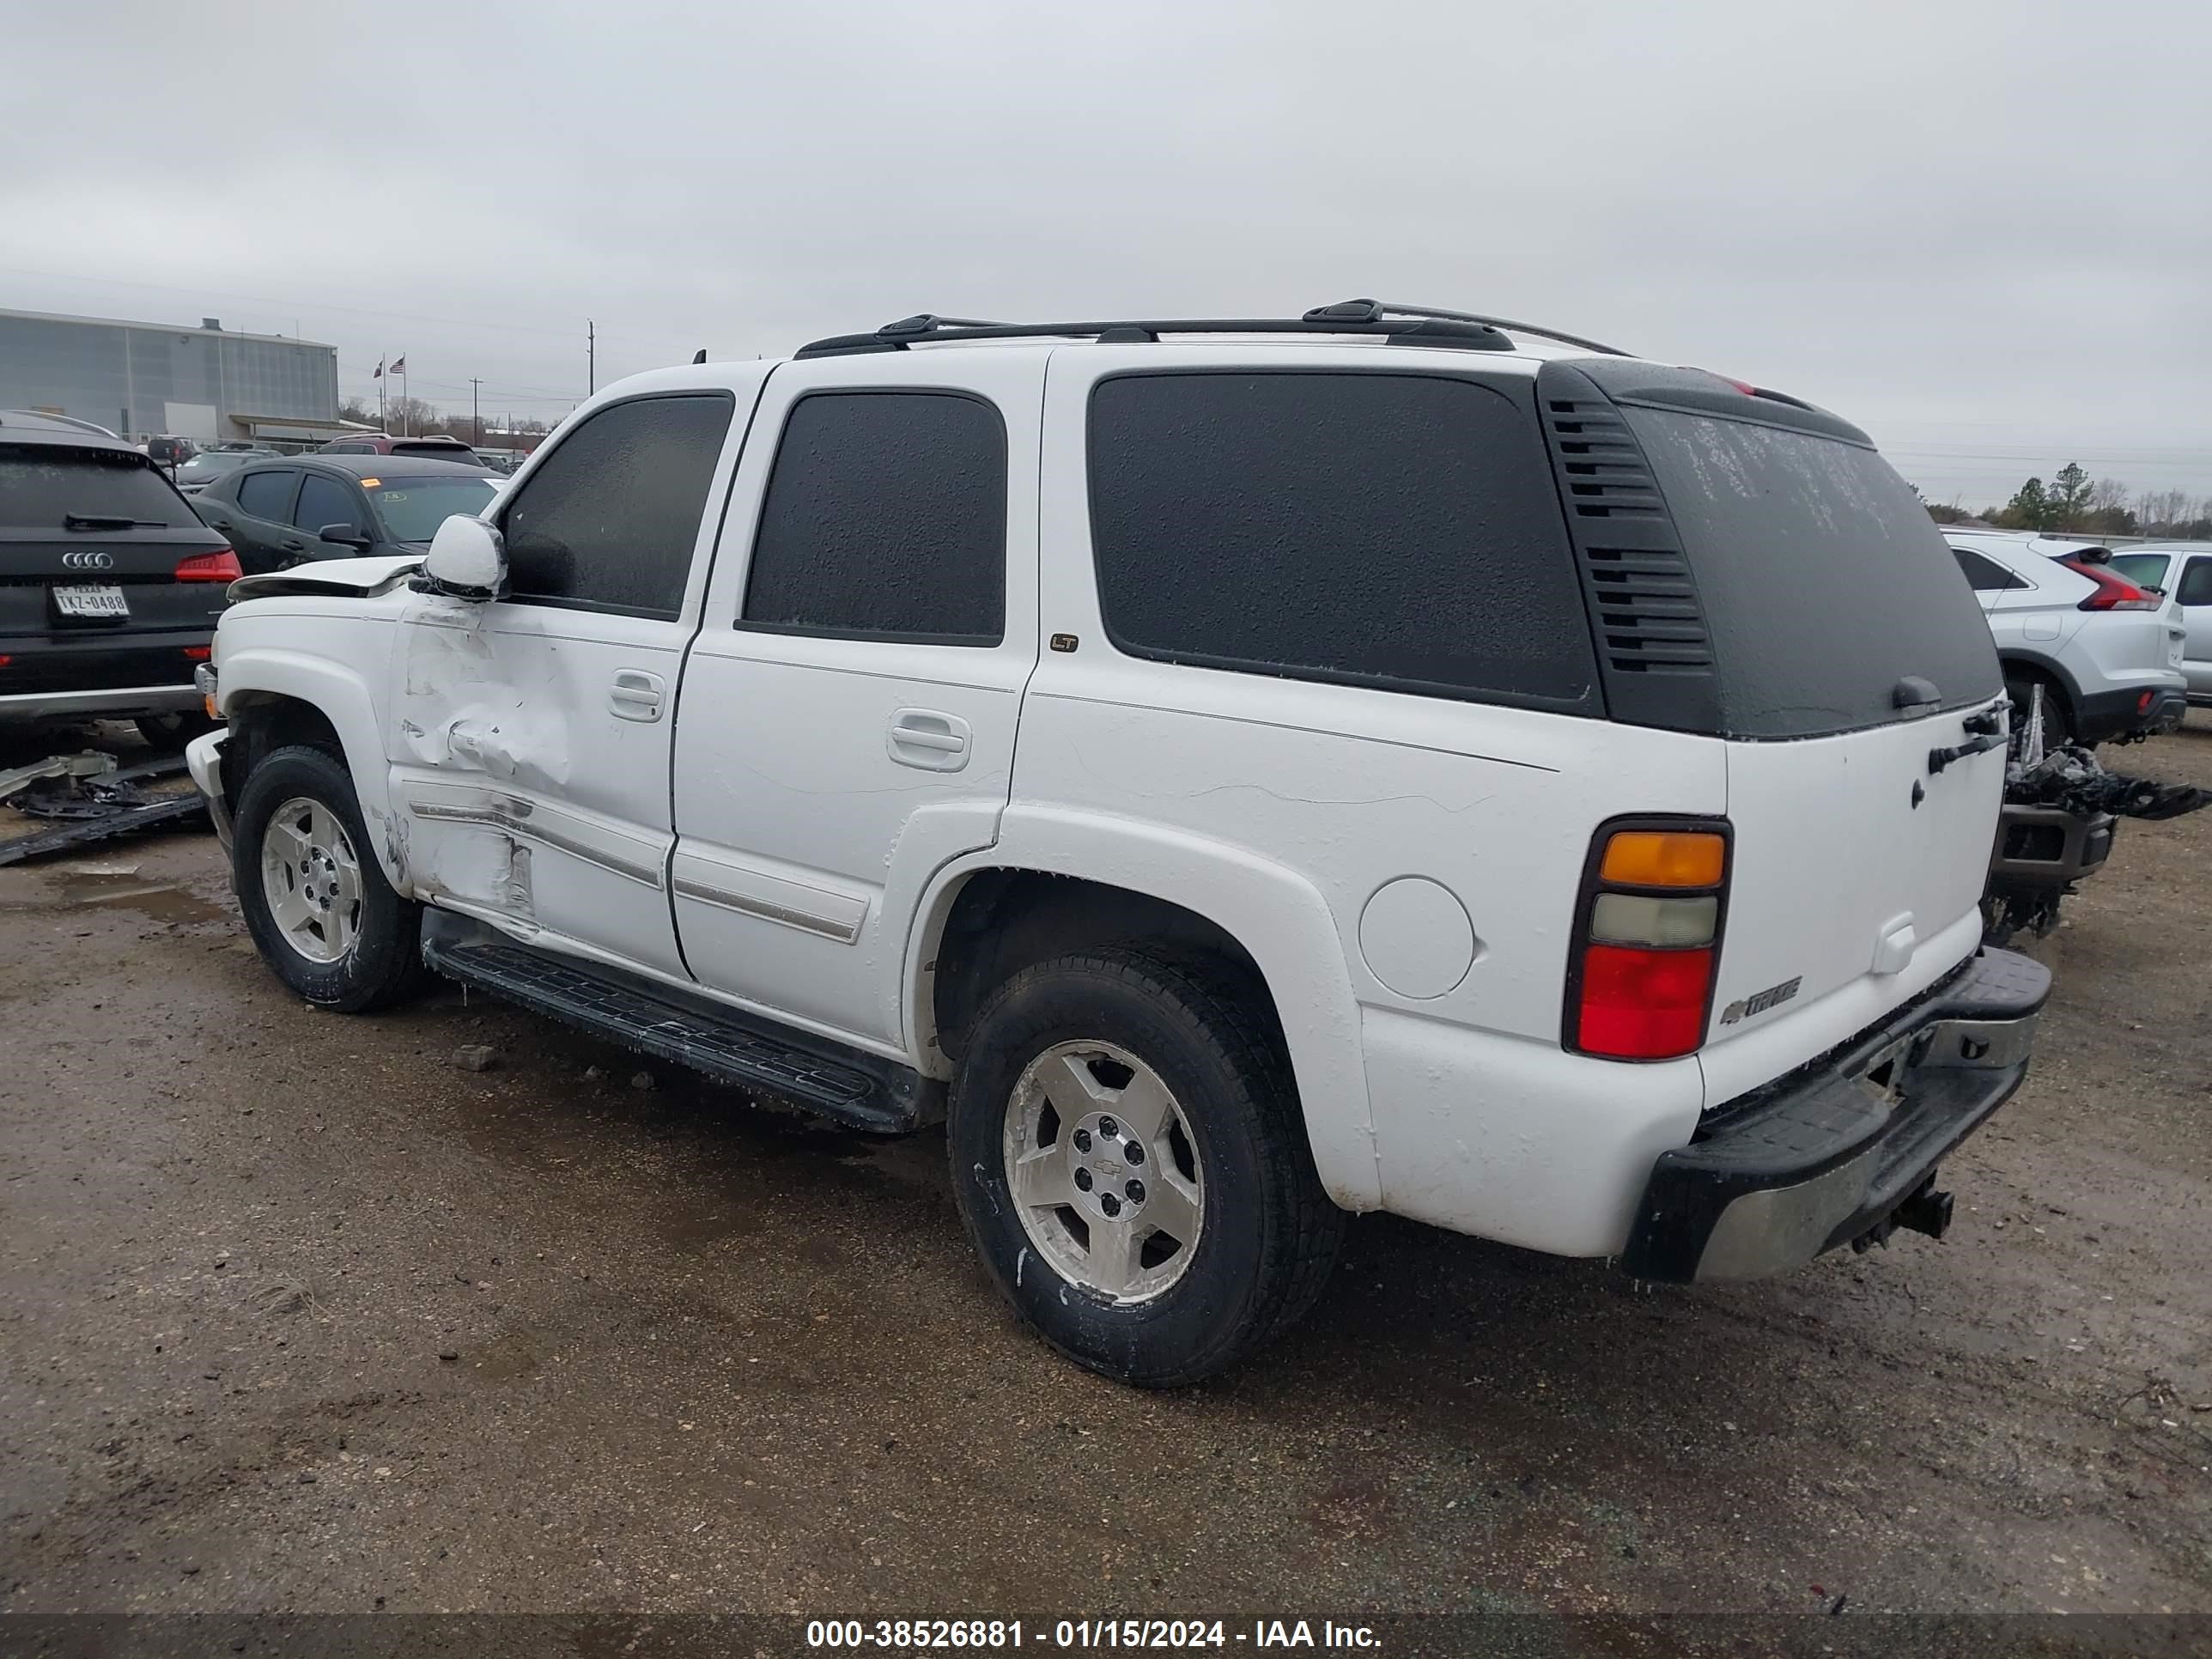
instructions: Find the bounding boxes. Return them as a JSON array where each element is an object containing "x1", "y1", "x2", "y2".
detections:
[
  {"x1": 0, "y1": 444, "x2": 200, "y2": 529},
  {"x1": 368, "y1": 476, "x2": 498, "y2": 543},
  {"x1": 1625, "y1": 408, "x2": 2000, "y2": 737}
]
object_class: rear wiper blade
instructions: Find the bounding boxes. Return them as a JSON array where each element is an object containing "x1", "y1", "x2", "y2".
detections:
[{"x1": 64, "y1": 513, "x2": 166, "y2": 531}]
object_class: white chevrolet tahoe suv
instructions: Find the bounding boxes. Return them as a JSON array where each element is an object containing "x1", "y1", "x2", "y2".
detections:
[{"x1": 188, "y1": 301, "x2": 2050, "y2": 1386}]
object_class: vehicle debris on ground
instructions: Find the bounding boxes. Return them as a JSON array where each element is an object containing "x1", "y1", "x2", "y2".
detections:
[
  {"x1": 0, "y1": 747, "x2": 205, "y2": 866},
  {"x1": 1983, "y1": 686, "x2": 2212, "y2": 943}
]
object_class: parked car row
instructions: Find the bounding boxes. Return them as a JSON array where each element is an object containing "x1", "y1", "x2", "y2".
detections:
[{"x1": 0, "y1": 410, "x2": 508, "y2": 744}]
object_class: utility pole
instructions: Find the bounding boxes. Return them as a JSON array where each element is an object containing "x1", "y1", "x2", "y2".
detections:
[
  {"x1": 586, "y1": 319, "x2": 596, "y2": 396},
  {"x1": 470, "y1": 378, "x2": 483, "y2": 447}
]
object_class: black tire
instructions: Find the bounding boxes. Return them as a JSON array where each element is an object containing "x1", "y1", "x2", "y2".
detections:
[
  {"x1": 2006, "y1": 673, "x2": 2074, "y2": 751},
  {"x1": 232, "y1": 744, "x2": 427, "y2": 1012},
  {"x1": 135, "y1": 709, "x2": 220, "y2": 750},
  {"x1": 948, "y1": 945, "x2": 1345, "y2": 1387}
]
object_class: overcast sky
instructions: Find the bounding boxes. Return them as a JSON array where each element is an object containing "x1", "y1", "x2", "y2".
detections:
[{"x1": 4, "y1": 0, "x2": 2206, "y2": 506}]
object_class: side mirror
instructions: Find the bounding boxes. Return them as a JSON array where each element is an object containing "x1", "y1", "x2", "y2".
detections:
[
  {"x1": 317, "y1": 523, "x2": 374, "y2": 552},
  {"x1": 419, "y1": 514, "x2": 504, "y2": 601}
]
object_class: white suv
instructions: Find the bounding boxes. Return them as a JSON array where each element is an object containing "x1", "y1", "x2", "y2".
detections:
[
  {"x1": 1944, "y1": 530, "x2": 2188, "y2": 743},
  {"x1": 187, "y1": 301, "x2": 2049, "y2": 1385},
  {"x1": 2106, "y1": 544, "x2": 2212, "y2": 706}
]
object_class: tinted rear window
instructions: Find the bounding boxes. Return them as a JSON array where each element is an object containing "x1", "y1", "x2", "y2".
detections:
[
  {"x1": 0, "y1": 444, "x2": 198, "y2": 529},
  {"x1": 393, "y1": 442, "x2": 476, "y2": 460},
  {"x1": 1625, "y1": 410, "x2": 1999, "y2": 735},
  {"x1": 1088, "y1": 371, "x2": 1597, "y2": 709},
  {"x1": 2108, "y1": 553, "x2": 2172, "y2": 591}
]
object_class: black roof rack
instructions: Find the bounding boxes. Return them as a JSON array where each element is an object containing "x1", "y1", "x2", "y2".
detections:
[
  {"x1": 794, "y1": 304, "x2": 1521, "y2": 359},
  {"x1": 1342, "y1": 301, "x2": 1632, "y2": 357}
]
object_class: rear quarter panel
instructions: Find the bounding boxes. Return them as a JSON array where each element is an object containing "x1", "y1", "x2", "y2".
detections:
[{"x1": 1026, "y1": 344, "x2": 1729, "y2": 1227}]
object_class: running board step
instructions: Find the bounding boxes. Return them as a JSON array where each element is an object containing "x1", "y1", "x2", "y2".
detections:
[{"x1": 421, "y1": 936, "x2": 933, "y2": 1133}]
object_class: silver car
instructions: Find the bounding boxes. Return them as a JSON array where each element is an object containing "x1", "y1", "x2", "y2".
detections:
[
  {"x1": 173, "y1": 447, "x2": 279, "y2": 496},
  {"x1": 1945, "y1": 531, "x2": 2187, "y2": 745},
  {"x1": 2103, "y1": 544, "x2": 2212, "y2": 707}
]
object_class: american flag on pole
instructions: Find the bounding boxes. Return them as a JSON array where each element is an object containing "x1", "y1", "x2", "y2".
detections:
[
  {"x1": 372, "y1": 358, "x2": 384, "y2": 379},
  {"x1": 390, "y1": 356, "x2": 407, "y2": 374}
]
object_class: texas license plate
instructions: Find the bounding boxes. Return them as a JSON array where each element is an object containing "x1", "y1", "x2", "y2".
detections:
[{"x1": 53, "y1": 584, "x2": 129, "y2": 619}]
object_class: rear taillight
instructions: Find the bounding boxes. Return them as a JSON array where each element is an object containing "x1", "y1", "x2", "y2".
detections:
[
  {"x1": 1567, "y1": 823, "x2": 1729, "y2": 1060},
  {"x1": 2060, "y1": 556, "x2": 2158, "y2": 611},
  {"x1": 183, "y1": 645, "x2": 211, "y2": 660},
  {"x1": 174, "y1": 548, "x2": 241, "y2": 582}
]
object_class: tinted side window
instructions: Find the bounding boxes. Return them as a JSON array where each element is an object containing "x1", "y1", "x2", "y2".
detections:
[
  {"x1": 740, "y1": 392, "x2": 1006, "y2": 644},
  {"x1": 2107, "y1": 553, "x2": 2170, "y2": 591},
  {"x1": 2179, "y1": 558, "x2": 2212, "y2": 607},
  {"x1": 1087, "y1": 372, "x2": 1595, "y2": 708},
  {"x1": 295, "y1": 475, "x2": 362, "y2": 533},
  {"x1": 1952, "y1": 547, "x2": 2020, "y2": 591},
  {"x1": 500, "y1": 393, "x2": 734, "y2": 618},
  {"x1": 236, "y1": 470, "x2": 297, "y2": 520}
]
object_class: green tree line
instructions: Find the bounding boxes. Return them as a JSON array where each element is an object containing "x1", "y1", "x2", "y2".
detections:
[{"x1": 1920, "y1": 462, "x2": 2212, "y2": 537}]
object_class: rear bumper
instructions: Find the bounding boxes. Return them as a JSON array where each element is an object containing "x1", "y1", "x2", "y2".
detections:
[
  {"x1": 2142, "y1": 689, "x2": 2188, "y2": 733},
  {"x1": 2075, "y1": 680, "x2": 2187, "y2": 743},
  {"x1": 0, "y1": 683, "x2": 204, "y2": 719},
  {"x1": 0, "y1": 630, "x2": 212, "y2": 718},
  {"x1": 1621, "y1": 949, "x2": 2051, "y2": 1282}
]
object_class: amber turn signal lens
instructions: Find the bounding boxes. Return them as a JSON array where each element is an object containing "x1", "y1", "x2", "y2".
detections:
[{"x1": 1598, "y1": 830, "x2": 1726, "y2": 889}]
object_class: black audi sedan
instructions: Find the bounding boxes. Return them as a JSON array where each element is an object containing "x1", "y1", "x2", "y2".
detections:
[{"x1": 0, "y1": 410, "x2": 239, "y2": 744}]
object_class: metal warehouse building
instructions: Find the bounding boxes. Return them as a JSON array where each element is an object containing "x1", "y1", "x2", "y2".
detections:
[{"x1": 0, "y1": 306, "x2": 341, "y2": 448}]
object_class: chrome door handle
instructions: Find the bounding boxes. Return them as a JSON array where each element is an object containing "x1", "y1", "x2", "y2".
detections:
[
  {"x1": 888, "y1": 708, "x2": 970, "y2": 771},
  {"x1": 610, "y1": 669, "x2": 665, "y2": 722}
]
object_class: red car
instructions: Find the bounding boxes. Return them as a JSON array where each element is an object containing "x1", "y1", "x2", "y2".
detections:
[{"x1": 318, "y1": 433, "x2": 480, "y2": 463}]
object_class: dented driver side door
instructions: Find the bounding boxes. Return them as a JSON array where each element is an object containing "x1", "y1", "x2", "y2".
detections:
[{"x1": 382, "y1": 381, "x2": 764, "y2": 976}]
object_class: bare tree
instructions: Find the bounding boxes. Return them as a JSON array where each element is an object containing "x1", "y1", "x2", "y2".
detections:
[
  {"x1": 2137, "y1": 488, "x2": 2191, "y2": 533},
  {"x1": 380, "y1": 396, "x2": 440, "y2": 436}
]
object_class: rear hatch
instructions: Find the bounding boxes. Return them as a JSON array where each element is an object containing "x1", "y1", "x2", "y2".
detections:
[
  {"x1": 1538, "y1": 362, "x2": 2007, "y2": 1099},
  {"x1": 0, "y1": 440, "x2": 236, "y2": 695}
]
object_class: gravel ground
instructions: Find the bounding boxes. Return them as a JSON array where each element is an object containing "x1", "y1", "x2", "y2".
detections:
[{"x1": 1, "y1": 718, "x2": 2207, "y2": 1638}]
